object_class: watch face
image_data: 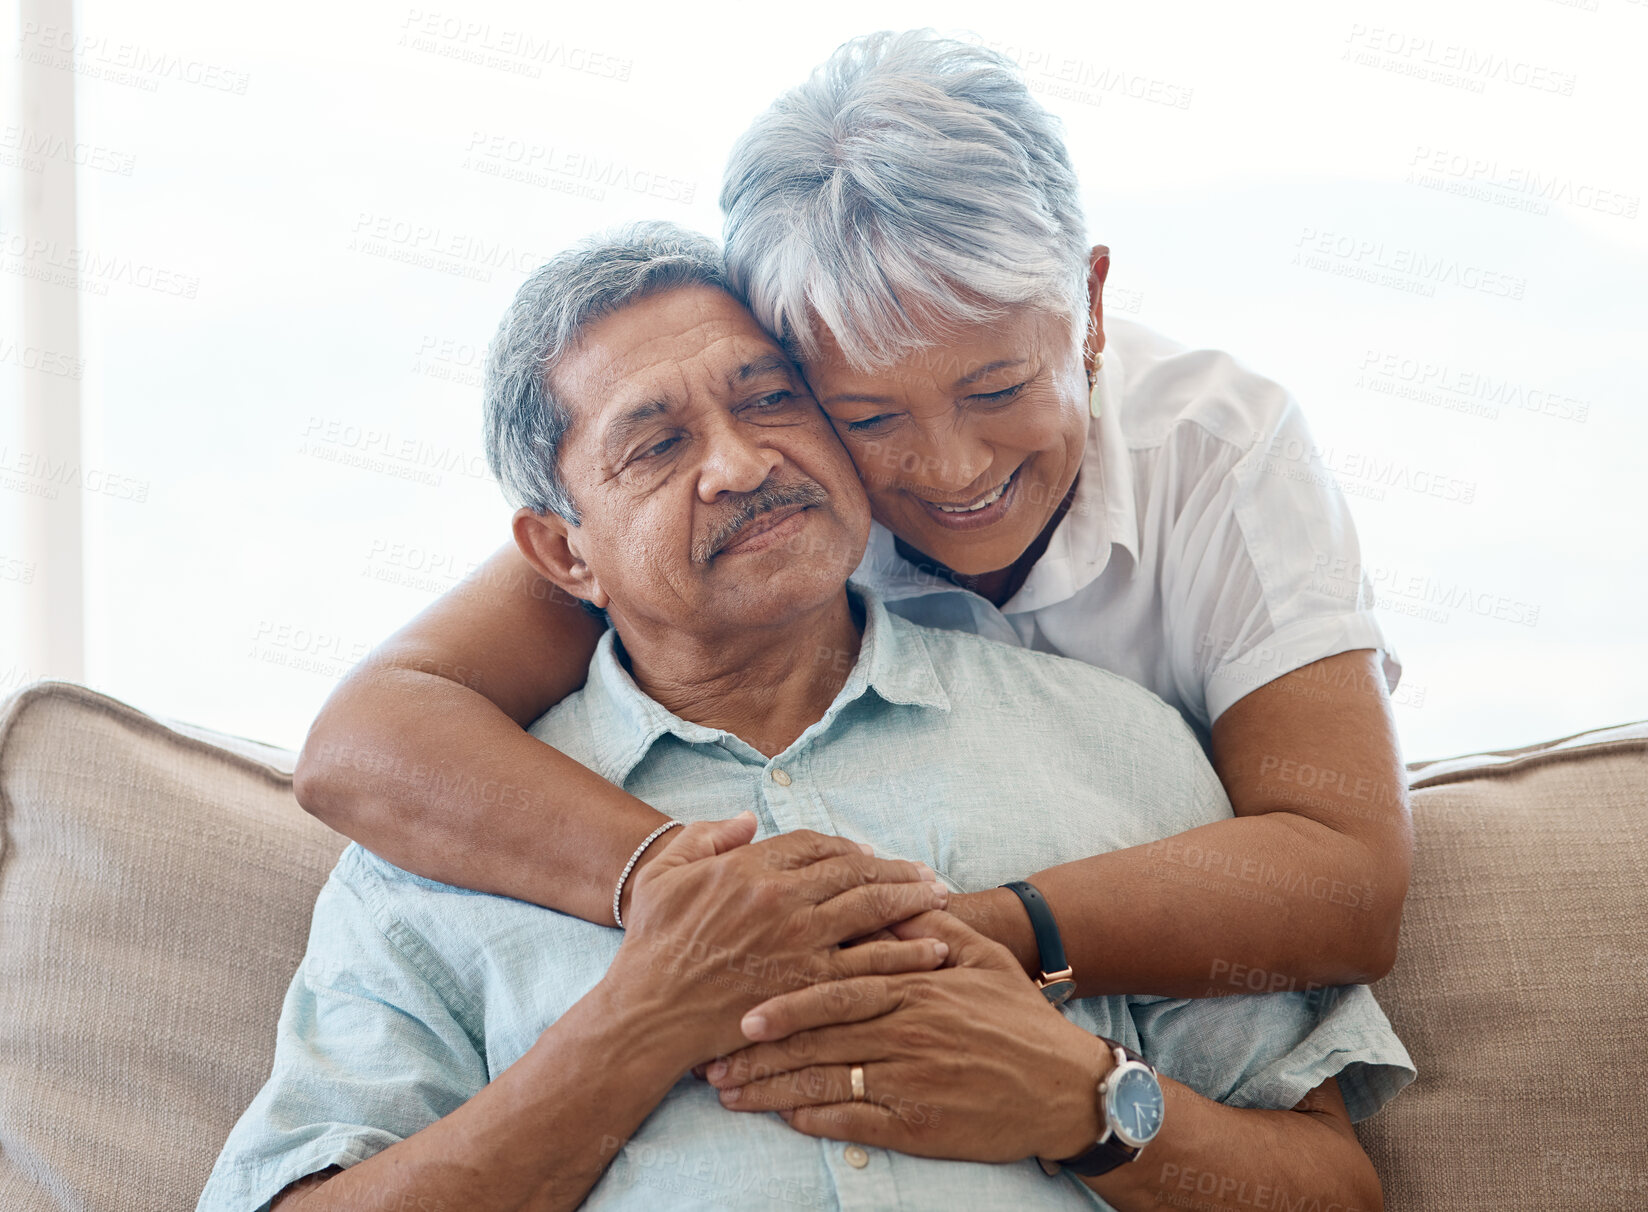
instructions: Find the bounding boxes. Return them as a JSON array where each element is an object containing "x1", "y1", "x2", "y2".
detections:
[
  {"x1": 1106, "y1": 1064, "x2": 1165, "y2": 1149},
  {"x1": 1040, "y1": 977, "x2": 1077, "y2": 1007}
]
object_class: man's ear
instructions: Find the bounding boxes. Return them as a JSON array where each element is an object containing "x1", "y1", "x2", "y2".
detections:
[
  {"x1": 512, "y1": 507, "x2": 610, "y2": 611},
  {"x1": 1083, "y1": 243, "x2": 1111, "y2": 375}
]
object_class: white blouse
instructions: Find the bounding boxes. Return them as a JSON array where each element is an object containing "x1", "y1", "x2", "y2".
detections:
[{"x1": 851, "y1": 316, "x2": 1401, "y2": 749}]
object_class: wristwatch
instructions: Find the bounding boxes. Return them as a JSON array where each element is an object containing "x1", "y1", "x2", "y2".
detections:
[
  {"x1": 1040, "y1": 1039, "x2": 1166, "y2": 1177},
  {"x1": 998, "y1": 880, "x2": 1076, "y2": 1006}
]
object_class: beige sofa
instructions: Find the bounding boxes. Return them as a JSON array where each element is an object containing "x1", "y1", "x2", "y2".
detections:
[{"x1": 1, "y1": 680, "x2": 1644, "y2": 1210}]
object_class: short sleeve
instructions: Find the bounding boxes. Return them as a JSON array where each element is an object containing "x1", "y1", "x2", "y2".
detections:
[
  {"x1": 1129, "y1": 983, "x2": 1415, "y2": 1123},
  {"x1": 194, "y1": 854, "x2": 488, "y2": 1212},
  {"x1": 1157, "y1": 397, "x2": 1402, "y2": 727}
]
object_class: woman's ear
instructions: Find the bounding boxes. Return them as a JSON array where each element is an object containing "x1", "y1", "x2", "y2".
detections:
[
  {"x1": 1083, "y1": 244, "x2": 1112, "y2": 376},
  {"x1": 512, "y1": 508, "x2": 609, "y2": 611}
]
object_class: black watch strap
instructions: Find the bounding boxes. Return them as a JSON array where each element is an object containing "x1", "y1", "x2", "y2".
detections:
[
  {"x1": 999, "y1": 880, "x2": 1072, "y2": 989},
  {"x1": 1049, "y1": 1039, "x2": 1153, "y2": 1178},
  {"x1": 1057, "y1": 1136, "x2": 1137, "y2": 1177}
]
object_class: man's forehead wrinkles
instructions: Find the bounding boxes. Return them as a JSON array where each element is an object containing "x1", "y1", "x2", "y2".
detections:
[
  {"x1": 731, "y1": 352, "x2": 795, "y2": 384},
  {"x1": 581, "y1": 322, "x2": 758, "y2": 391},
  {"x1": 587, "y1": 342, "x2": 787, "y2": 461}
]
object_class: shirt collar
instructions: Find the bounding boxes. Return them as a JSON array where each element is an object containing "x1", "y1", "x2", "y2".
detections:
[
  {"x1": 853, "y1": 336, "x2": 1140, "y2": 612},
  {"x1": 577, "y1": 582, "x2": 950, "y2": 785}
]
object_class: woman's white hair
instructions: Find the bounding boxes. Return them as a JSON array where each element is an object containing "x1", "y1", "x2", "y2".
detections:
[{"x1": 720, "y1": 29, "x2": 1091, "y2": 374}]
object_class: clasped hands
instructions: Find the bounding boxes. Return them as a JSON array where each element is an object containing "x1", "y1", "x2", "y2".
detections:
[{"x1": 613, "y1": 813, "x2": 1107, "y2": 1165}]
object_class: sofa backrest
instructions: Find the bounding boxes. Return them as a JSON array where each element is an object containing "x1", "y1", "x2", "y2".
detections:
[
  {"x1": 1, "y1": 680, "x2": 1644, "y2": 1209},
  {"x1": 0, "y1": 682, "x2": 345, "y2": 1210},
  {"x1": 1354, "y1": 721, "x2": 1648, "y2": 1208}
]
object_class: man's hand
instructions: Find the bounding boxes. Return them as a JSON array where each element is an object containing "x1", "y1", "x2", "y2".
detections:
[
  {"x1": 940, "y1": 888, "x2": 1041, "y2": 977},
  {"x1": 613, "y1": 813, "x2": 953, "y2": 1063},
  {"x1": 702, "y1": 909, "x2": 1111, "y2": 1163}
]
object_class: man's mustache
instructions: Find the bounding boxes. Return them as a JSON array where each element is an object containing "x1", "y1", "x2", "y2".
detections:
[{"x1": 692, "y1": 480, "x2": 830, "y2": 564}]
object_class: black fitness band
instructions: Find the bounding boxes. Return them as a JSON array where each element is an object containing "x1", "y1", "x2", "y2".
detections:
[{"x1": 999, "y1": 879, "x2": 1076, "y2": 1006}]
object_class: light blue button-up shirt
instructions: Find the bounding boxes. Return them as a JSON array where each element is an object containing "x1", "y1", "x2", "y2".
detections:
[{"x1": 198, "y1": 584, "x2": 1414, "y2": 1211}]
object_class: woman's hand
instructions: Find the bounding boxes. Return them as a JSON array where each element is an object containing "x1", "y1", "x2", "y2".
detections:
[
  {"x1": 612, "y1": 814, "x2": 954, "y2": 1063},
  {"x1": 702, "y1": 909, "x2": 1113, "y2": 1164}
]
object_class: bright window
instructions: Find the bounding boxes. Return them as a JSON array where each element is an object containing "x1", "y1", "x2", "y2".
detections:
[{"x1": 4, "y1": 0, "x2": 1644, "y2": 759}]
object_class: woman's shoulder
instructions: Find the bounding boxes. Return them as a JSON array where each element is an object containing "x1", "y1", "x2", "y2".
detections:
[{"x1": 1108, "y1": 318, "x2": 1302, "y2": 460}]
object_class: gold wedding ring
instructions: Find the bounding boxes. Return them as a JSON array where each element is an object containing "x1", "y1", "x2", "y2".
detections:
[{"x1": 850, "y1": 1064, "x2": 866, "y2": 1101}]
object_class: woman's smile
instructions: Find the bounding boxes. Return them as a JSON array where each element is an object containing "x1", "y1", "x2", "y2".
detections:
[{"x1": 912, "y1": 465, "x2": 1022, "y2": 530}]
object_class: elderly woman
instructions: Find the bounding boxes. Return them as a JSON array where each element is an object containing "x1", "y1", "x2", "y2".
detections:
[{"x1": 296, "y1": 30, "x2": 1410, "y2": 1003}]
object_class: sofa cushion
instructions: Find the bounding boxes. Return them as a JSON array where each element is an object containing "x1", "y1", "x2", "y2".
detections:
[
  {"x1": 0, "y1": 681, "x2": 344, "y2": 1212},
  {"x1": 2, "y1": 679, "x2": 1645, "y2": 1209},
  {"x1": 1355, "y1": 721, "x2": 1648, "y2": 1209}
]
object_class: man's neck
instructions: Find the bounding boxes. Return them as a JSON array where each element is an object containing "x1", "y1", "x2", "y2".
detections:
[{"x1": 615, "y1": 591, "x2": 864, "y2": 758}]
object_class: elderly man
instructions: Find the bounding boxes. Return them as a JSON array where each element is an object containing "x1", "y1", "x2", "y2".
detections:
[{"x1": 197, "y1": 223, "x2": 1411, "y2": 1212}]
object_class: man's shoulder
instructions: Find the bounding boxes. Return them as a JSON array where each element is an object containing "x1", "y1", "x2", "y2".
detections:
[
  {"x1": 318, "y1": 844, "x2": 485, "y2": 924},
  {"x1": 525, "y1": 680, "x2": 603, "y2": 769},
  {"x1": 310, "y1": 845, "x2": 549, "y2": 1000},
  {"x1": 291, "y1": 846, "x2": 454, "y2": 996},
  {"x1": 878, "y1": 611, "x2": 1228, "y2": 826},
  {"x1": 887, "y1": 611, "x2": 1185, "y2": 732}
]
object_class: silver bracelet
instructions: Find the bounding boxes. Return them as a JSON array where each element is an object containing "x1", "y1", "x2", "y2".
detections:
[{"x1": 612, "y1": 820, "x2": 683, "y2": 928}]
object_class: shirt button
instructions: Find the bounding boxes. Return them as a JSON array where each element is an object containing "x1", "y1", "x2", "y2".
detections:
[
  {"x1": 771, "y1": 768, "x2": 792, "y2": 787},
  {"x1": 844, "y1": 1145, "x2": 869, "y2": 1169}
]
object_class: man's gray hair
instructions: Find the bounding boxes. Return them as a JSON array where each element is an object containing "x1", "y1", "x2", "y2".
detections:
[
  {"x1": 483, "y1": 220, "x2": 731, "y2": 522},
  {"x1": 720, "y1": 29, "x2": 1090, "y2": 374}
]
